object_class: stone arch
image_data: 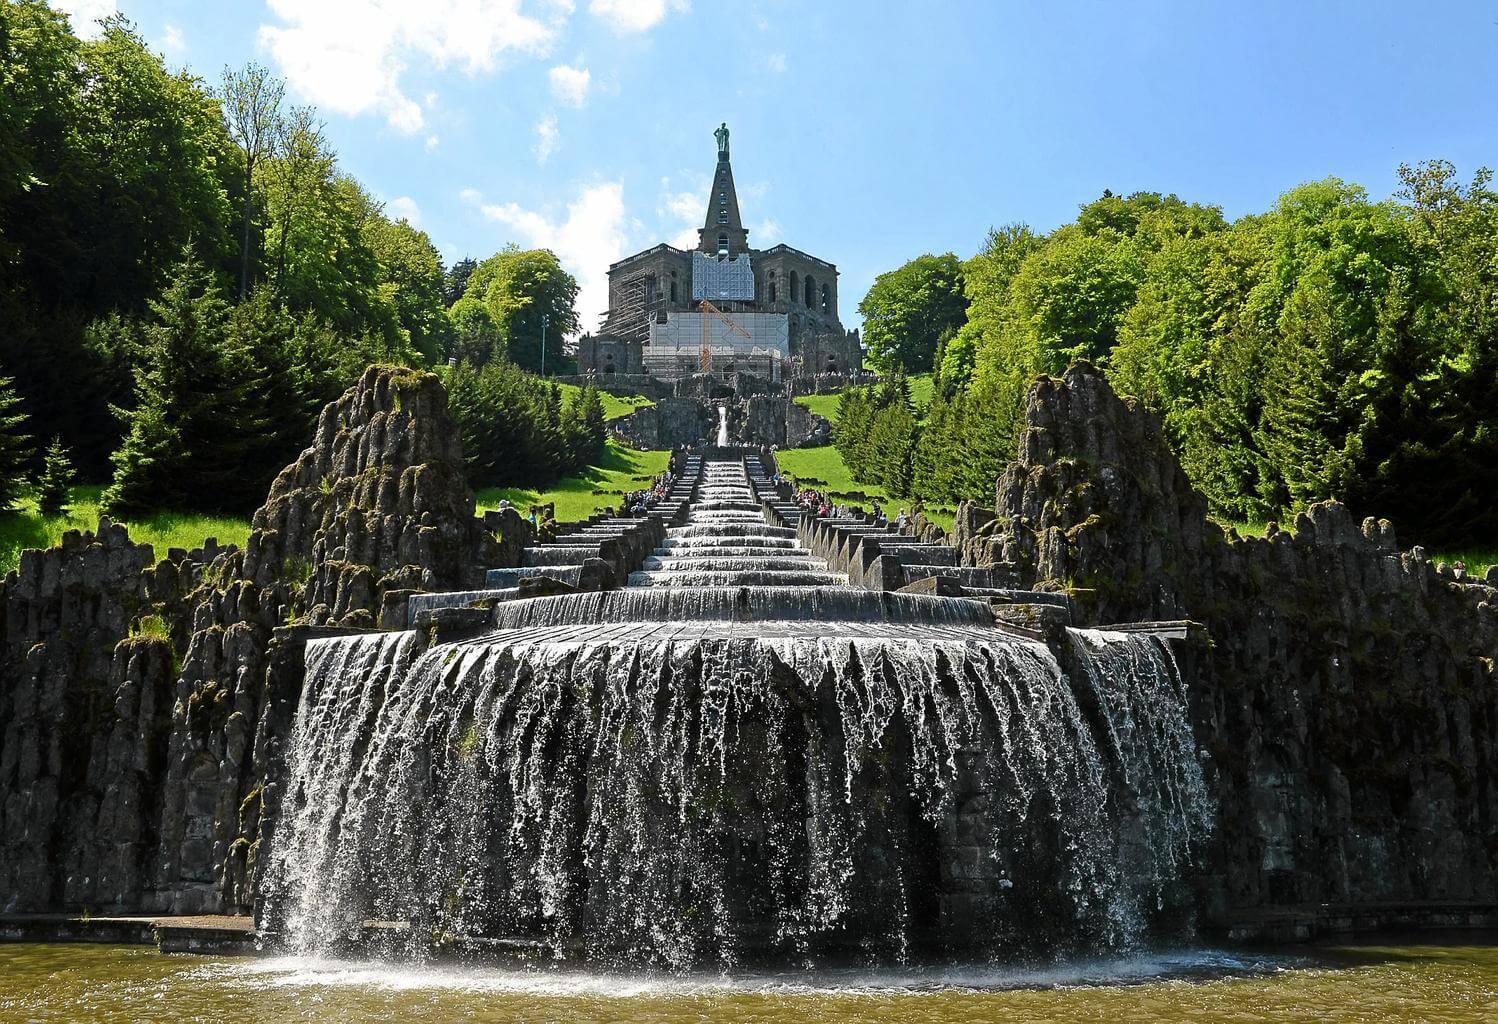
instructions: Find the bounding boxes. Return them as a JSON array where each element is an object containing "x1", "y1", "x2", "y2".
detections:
[
  {"x1": 789, "y1": 270, "x2": 799, "y2": 303},
  {"x1": 768, "y1": 271, "x2": 777, "y2": 303},
  {"x1": 717, "y1": 233, "x2": 729, "y2": 255},
  {"x1": 821, "y1": 283, "x2": 831, "y2": 314},
  {"x1": 804, "y1": 274, "x2": 815, "y2": 307}
]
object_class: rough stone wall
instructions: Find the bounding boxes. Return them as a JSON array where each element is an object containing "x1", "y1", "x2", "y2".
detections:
[
  {"x1": 0, "y1": 364, "x2": 496, "y2": 916},
  {"x1": 612, "y1": 397, "x2": 714, "y2": 449},
  {"x1": 974, "y1": 362, "x2": 1498, "y2": 922},
  {"x1": 0, "y1": 524, "x2": 216, "y2": 911},
  {"x1": 738, "y1": 395, "x2": 830, "y2": 448},
  {"x1": 150, "y1": 364, "x2": 494, "y2": 913}
]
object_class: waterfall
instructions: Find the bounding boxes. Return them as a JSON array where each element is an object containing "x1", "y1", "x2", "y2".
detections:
[
  {"x1": 267, "y1": 629, "x2": 1210, "y2": 964},
  {"x1": 265, "y1": 457, "x2": 1214, "y2": 966},
  {"x1": 716, "y1": 405, "x2": 729, "y2": 446}
]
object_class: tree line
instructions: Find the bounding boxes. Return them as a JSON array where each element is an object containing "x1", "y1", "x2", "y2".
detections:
[
  {"x1": 0, "y1": 1, "x2": 586, "y2": 519},
  {"x1": 849, "y1": 163, "x2": 1498, "y2": 547}
]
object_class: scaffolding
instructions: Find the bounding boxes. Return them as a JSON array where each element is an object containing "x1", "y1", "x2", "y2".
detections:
[
  {"x1": 605, "y1": 270, "x2": 660, "y2": 344},
  {"x1": 641, "y1": 309, "x2": 790, "y2": 381}
]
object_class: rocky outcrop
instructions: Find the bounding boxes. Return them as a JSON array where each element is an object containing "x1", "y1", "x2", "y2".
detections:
[
  {"x1": 739, "y1": 395, "x2": 830, "y2": 448},
  {"x1": 0, "y1": 524, "x2": 219, "y2": 911},
  {"x1": 613, "y1": 397, "x2": 715, "y2": 449},
  {"x1": 150, "y1": 364, "x2": 494, "y2": 913},
  {"x1": 0, "y1": 364, "x2": 498, "y2": 916},
  {"x1": 971, "y1": 362, "x2": 1498, "y2": 925}
]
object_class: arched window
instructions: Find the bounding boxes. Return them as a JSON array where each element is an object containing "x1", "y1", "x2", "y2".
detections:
[
  {"x1": 670, "y1": 279, "x2": 677, "y2": 302},
  {"x1": 767, "y1": 271, "x2": 777, "y2": 303},
  {"x1": 820, "y1": 283, "x2": 831, "y2": 314},
  {"x1": 717, "y1": 209, "x2": 728, "y2": 224},
  {"x1": 718, "y1": 233, "x2": 729, "y2": 255},
  {"x1": 804, "y1": 275, "x2": 815, "y2": 307},
  {"x1": 789, "y1": 271, "x2": 798, "y2": 302}
]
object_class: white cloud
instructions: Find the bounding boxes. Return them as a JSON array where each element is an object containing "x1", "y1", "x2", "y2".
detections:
[
  {"x1": 589, "y1": 0, "x2": 688, "y2": 34},
  {"x1": 465, "y1": 182, "x2": 630, "y2": 333},
  {"x1": 548, "y1": 63, "x2": 591, "y2": 107},
  {"x1": 387, "y1": 195, "x2": 422, "y2": 224},
  {"x1": 658, "y1": 177, "x2": 705, "y2": 249},
  {"x1": 534, "y1": 114, "x2": 559, "y2": 164},
  {"x1": 754, "y1": 218, "x2": 782, "y2": 245},
  {"x1": 160, "y1": 24, "x2": 186, "y2": 56},
  {"x1": 425, "y1": 134, "x2": 440, "y2": 152},
  {"x1": 767, "y1": 52, "x2": 786, "y2": 73},
  {"x1": 51, "y1": 0, "x2": 114, "y2": 38},
  {"x1": 259, "y1": 0, "x2": 562, "y2": 134}
]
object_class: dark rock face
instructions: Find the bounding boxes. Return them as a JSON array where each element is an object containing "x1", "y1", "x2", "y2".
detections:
[
  {"x1": 970, "y1": 362, "x2": 1498, "y2": 922},
  {"x1": 151, "y1": 365, "x2": 494, "y2": 914},
  {"x1": 739, "y1": 395, "x2": 830, "y2": 448},
  {"x1": 0, "y1": 524, "x2": 213, "y2": 911},
  {"x1": 613, "y1": 397, "x2": 716, "y2": 448},
  {"x1": 0, "y1": 365, "x2": 496, "y2": 915}
]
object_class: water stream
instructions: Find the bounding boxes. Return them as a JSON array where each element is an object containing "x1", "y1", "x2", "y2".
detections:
[{"x1": 265, "y1": 455, "x2": 1215, "y2": 968}]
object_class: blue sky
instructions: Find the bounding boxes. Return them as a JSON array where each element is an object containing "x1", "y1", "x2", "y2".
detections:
[{"x1": 51, "y1": 0, "x2": 1498, "y2": 332}]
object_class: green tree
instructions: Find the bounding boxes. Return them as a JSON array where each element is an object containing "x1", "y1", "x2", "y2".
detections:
[
  {"x1": 857, "y1": 253, "x2": 968, "y2": 373},
  {"x1": 443, "y1": 256, "x2": 476, "y2": 305},
  {"x1": 0, "y1": 371, "x2": 31, "y2": 511},
  {"x1": 102, "y1": 256, "x2": 258, "y2": 516},
  {"x1": 35, "y1": 436, "x2": 73, "y2": 516},
  {"x1": 467, "y1": 248, "x2": 579, "y2": 373},
  {"x1": 450, "y1": 294, "x2": 502, "y2": 365},
  {"x1": 365, "y1": 216, "x2": 453, "y2": 363},
  {"x1": 72, "y1": 18, "x2": 234, "y2": 310},
  {"x1": 221, "y1": 62, "x2": 284, "y2": 298}
]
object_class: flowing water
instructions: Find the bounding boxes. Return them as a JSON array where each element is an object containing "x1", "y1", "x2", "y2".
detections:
[
  {"x1": 264, "y1": 456, "x2": 1214, "y2": 966},
  {"x1": 4, "y1": 940, "x2": 1497, "y2": 1023}
]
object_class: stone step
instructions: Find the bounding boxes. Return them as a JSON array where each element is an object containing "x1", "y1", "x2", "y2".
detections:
[
  {"x1": 900, "y1": 564, "x2": 999, "y2": 587},
  {"x1": 486, "y1": 565, "x2": 584, "y2": 588},
  {"x1": 523, "y1": 545, "x2": 602, "y2": 565}
]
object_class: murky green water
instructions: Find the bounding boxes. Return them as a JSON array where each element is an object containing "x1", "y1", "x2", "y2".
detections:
[{"x1": 2, "y1": 941, "x2": 1497, "y2": 1023}]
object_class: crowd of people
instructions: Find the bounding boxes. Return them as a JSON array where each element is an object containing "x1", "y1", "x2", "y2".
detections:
[
  {"x1": 622, "y1": 469, "x2": 677, "y2": 517},
  {"x1": 774, "y1": 475, "x2": 917, "y2": 532}
]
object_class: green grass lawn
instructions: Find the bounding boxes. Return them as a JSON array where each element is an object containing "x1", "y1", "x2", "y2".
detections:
[
  {"x1": 0, "y1": 485, "x2": 251, "y2": 575},
  {"x1": 552, "y1": 381, "x2": 654, "y2": 421},
  {"x1": 476, "y1": 440, "x2": 670, "y2": 524},
  {"x1": 773, "y1": 444, "x2": 957, "y2": 531},
  {"x1": 793, "y1": 372, "x2": 935, "y2": 426},
  {"x1": 793, "y1": 391, "x2": 843, "y2": 422}
]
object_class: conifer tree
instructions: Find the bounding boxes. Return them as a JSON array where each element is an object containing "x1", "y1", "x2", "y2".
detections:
[
  {"x1": 579, "y1": 385, "x2": 606, "y2": 461},
  {"x1": 102, "y1": 255, "x2": 256, "y2": 517},
  {"x1": 36, "y1": 437, "x2": 74, "y2": 517},
  {"x1": 0, "y1": 373, "x2": 32, "y2": 512}
]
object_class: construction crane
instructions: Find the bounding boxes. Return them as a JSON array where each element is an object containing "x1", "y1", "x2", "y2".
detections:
[{"x1": 698, "y1": 299, "x2": 751, "y2": 375}]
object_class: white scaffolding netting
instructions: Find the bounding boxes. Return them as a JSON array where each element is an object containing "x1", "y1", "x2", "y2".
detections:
[
  {"x1": 691, "y1": 252, "x2": 755, "y2": 301},
  {"x1": 642, "y1": 310, "x2": 789, "y2": 380}
]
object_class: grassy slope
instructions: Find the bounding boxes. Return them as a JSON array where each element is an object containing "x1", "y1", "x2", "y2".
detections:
[
  {"x1": 793, "y1": 372, "x2": 935, "y2": 426},
  {"x1": 773, "y1": 445, "x2": 956, "y2": 532},
  {"x1": 552, "y1": 381, "x2": 654, "y2": 421},
  {"x1": 0, "y1": 485, "x2": 251, "y2": 575},
  {"x1": 476, "y1": 440, "x2": 670, "y2": 523},
  {"x1": 784, "y1": 373, "x2": 954, "y2": 529}
]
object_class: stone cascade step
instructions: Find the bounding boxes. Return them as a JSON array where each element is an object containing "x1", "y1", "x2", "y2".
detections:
[
  {"x1": 627, "y1": 569, "x2": 848, "y2": 588},
  {"x1": 486, "y1": 565, "x2": 586, "y2": 588},
  {"x1": 523, "y1": 545, "x2": 608, "y2": 566},
  {"x1": 899, "y1": 564, "x2": 1004, "y2": 589},
  {"x1": 624, "y1": 457, "x2": 843, "y2": 592}
]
